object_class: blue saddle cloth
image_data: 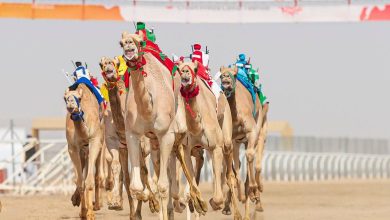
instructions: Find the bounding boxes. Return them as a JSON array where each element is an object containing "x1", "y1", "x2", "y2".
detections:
[
  {"x1": 236, "y1": 69, "x2": 257, "y2": 116},
  {"x1": 69, "y1": 77, "x2": 104, "y2": 105}
]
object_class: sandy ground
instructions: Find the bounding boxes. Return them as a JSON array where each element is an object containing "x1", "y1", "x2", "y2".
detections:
[{"x1": 0, "y1": 180, "x2": 389, "y2": 220}]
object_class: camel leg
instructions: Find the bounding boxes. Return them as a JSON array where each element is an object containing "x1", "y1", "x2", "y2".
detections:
[
  {"x1": 108, "y1": 147, "x2": 124, "y2": 210},
  {"x1": 119, "y1": 147, "x2": 136, "y2": 219},
  {"x1": 68, "y1": 145, "x2": 83, "y2": 207},
  {"x1": 84, "y1": 139, "x2": 102, "y2": 220},
  {"x1": 255, "y1": 119, "x2": 268, "y2": 212},
  {"x1": 243, "y1": 173, "x2": 251, "y2": 220},
  {"x1": 177, "y1": 144, "x2": 207, "y2": 215},
  {"x1": 157, "y1": 132, "x2": 175, "y2": 220},
  {"x1": 208, "y1": 145, "x2": 224, "y2": 211},
  {"x1": 233, "y1": 142, "x2": 245, "y2": 202},
  {"x1": 224, "y1": 149, "x2": 242, "y2": 220},
  {"x1": 94, "y1": 149, "x2": 103, "y2": 211},
  {"x1": 192, "y1": 148, "x2": 204, "y2": 185},
  {"x1": 140, "y1": 151, "x2": 160, "y2": 214},
  {"x1": 126, "y1": 133, "x2": 144, "y2": 194},
  {"x1": 245, "y1": 129, "x2": 258, "y2": 202},
  {"x1": 95, "y1": 140, "x2": 106, "y2": 211}
]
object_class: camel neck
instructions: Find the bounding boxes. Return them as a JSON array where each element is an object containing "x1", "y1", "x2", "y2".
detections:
[
  {"x1": 130, "y1": 69, "x2": 153, "y2": 120},
  {"x1": 73, "y1": 120, "x2": 89, "y2": 139},
  {"x1": 184, "y1": 92, "x2": 202, "y2": 136},
  {"x1": 227, "y1": 91, "x2": 239, "y2": 122},
  {"x1": 108, "y1": 84, "x2": 127, "y2": 143}
]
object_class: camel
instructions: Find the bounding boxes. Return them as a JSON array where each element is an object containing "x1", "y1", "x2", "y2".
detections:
[
  {"x1": 219, "y1": 66, "x2": 269, "y2": 219},
  {"x1": 100, "y1": 56, "x2": 163, "y2": 219},
  {"x1": 117, "y1": 31, "x2": 210, "y2": 220},
  {"x1": 64, "y1": 84, "x2": 105, "y2": 219},
  {"x1": 103, "y1": 103, "x2": 124, "y2": 210},
  {"x1": 177, "y1": 60, "x2": 242, "y2": 219}
]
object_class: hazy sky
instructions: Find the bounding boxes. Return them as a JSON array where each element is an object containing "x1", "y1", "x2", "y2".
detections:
[{"x1": 0, "y1": 19, "x2": 389, "y2": 138}]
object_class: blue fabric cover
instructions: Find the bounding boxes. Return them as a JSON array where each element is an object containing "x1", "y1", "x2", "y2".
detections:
[
  {"x1": 236, "y1": 69, "x2": 256, "y2": 116},
  {"x1": 71, "y1": 77, "x2": 104, "y2": 105}
]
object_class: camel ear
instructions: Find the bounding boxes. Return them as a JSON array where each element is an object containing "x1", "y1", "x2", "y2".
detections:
[
  {"x1": 113, "y1": 56, "x2": 120, "y2": 67},
  {"x1": 131, "y1": 34, "x2": 143, "y2": 43},
  {"x1": 220, "y1": 66, "x2": 225, "y2": 72},
  {"x1": 99, "y1": 57, "x2": 105, "y2": 70},
  {"x1": 233, "y1": 66, "x2": 238, "y2": 75},
  {"x1": 121, "y1": 31, "x2": 130, "y2": 39}
]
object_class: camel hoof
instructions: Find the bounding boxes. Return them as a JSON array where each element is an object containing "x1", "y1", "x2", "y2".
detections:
[
  {"x1": 86, "y1": 210, "x2": 95, "y2": 220},
  {"x1": 248, "y1": 186, "x2": 258, "y2": 202},
  {"x1": 79, "y1": 208, "x2": 88, "y2": 218},
  {"x1": 135, "y1": 211, "x2": 142, "y2": 220},
  {"x1": 173, "y1": 200, "x2": 186, "y2": 213},
  {"x1": 256, "y1": 201, "x2": 264, "y2": 212},
  {"x1": 222, "y1": 206, "x2": 231, "y2": 215},
  {"x1": 243, "y1": 217, "x2": 250, "y2": 220},
  {"x1": 234, "y1": 214, "x2": 243, "y2": 220},
  {"x1": 71, "y1": 189, "x2": 81, "y2": 207},
  {"x1": 168, "y1": 208, "x2": 174, "y2": 220},
  {"x1": 148, "y1": 195, "x2": 160, "y2": 214},
  {"x1": 93, "y1": 202, "x2": 100, "y2": 211},
  {"x1": 108, "y1": 202, "x2": 123, "y2": 211},
  {"x1": 209, "y1": 198, "x2": 222, "y2": 211},
  {"x1": 188, "y1": 199, "x2": 195, "y2": 213},
  {"x1": 190, "y1": 194, "x2": 208, "y2": 214}
]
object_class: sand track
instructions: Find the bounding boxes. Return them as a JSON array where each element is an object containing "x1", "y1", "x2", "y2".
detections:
[{"x1": 0, "y1": 180, "x2": 389, "y2": 220}]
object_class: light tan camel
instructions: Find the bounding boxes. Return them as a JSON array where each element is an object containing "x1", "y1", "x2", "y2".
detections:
[
  {"x1": 64, "y1": 84, "x2": 105, "y2": 219},
  {"x1": 219, "y1": 66, "x2": 269, "y2": 219},
  {"x1": 100, "y1": 57, "x2": 161, "y2": 219},
  {"x1": 119, "y1": 32, "x2": 191, "y2": 220},
  {"x1": 177, "y1": 61, "x2": 242, "y2": 219}
]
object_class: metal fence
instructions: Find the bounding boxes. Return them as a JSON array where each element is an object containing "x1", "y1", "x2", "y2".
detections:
[{"x1": 1, "y1": 136, "x2": 390, "y2": 195}]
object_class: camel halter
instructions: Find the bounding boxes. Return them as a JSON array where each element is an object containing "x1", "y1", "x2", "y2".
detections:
[
  {"x1": 179, "y1": 65, "x2": 200, "y2": 118},
  {"x1": 220, "y1": 71, "x2": 236, "y2": 98},
  {"x1": 101, "y1": 61, "x2": 120, "y2": 90},
  {"x1": 126, "y1": 40, "x2": 148, "y2": 77},
  {"x1": 69, "y1": 95, "x2": 85, "y2": 122}
]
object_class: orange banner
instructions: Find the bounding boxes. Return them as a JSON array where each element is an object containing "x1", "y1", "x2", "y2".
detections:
[{"x1": 0, "y1": 2, "x2": 123, "y2": 20}]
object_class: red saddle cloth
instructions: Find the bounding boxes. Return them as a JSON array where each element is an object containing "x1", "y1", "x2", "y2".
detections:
[
  {"x1": 195, "y1": 62, "x2": 213, "y2": 87},
  {"x1": 142, "y1": 40, "x2": 176, "y2": 76}
]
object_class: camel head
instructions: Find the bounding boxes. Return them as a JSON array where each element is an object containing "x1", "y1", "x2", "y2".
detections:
[
  {"x1": 178, "y1": 60, "x2": 198, "y2": 90},
  {"x1": 220, "y1": 66, "x2": 237, "y2": 97},
  {"x1": 119, "y1": 32, "x2": 143, "y2": 62},
  {"x1": 64, "y1": 88, "x2": 83, "y2": 114},
  {"x1": 100, "y1": 56, "x2": 119, "y2": 83}
]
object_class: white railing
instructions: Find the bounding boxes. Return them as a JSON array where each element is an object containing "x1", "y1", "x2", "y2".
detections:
[
  {"x1": 1, "y1": 138, "x2": 390, "y2": 195},
  {"x1": 0, "y1": 140, "x2": 74, "y2": 195}
]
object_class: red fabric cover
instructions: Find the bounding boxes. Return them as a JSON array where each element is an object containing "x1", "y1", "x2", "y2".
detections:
[
  {"x1": 142, "y1": 40, "x2": 176, "y2": 76},
  {"x1": 191, "y1": 50, "x2": 203, "y2": 64},
  {"x1": 196, "y1": 62, "x2": 212, "y2": 87},
  {"x1": 90, "y1": 76, "x2": 99, "y2": 87}
]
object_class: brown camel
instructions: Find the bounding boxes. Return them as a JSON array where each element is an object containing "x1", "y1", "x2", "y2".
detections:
[
  {"x1": 177, "y1": 61, "x2": 242, "y2": 219},
  {"x1": 103, "y1": 103, "x2": 124, "y2": 210},
  {"x1": 64, "y1": 84, "x2": 105, "y2": 220},
  {"x1": 219, "y1": 66, "x2": 269, "y2": 219}
]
